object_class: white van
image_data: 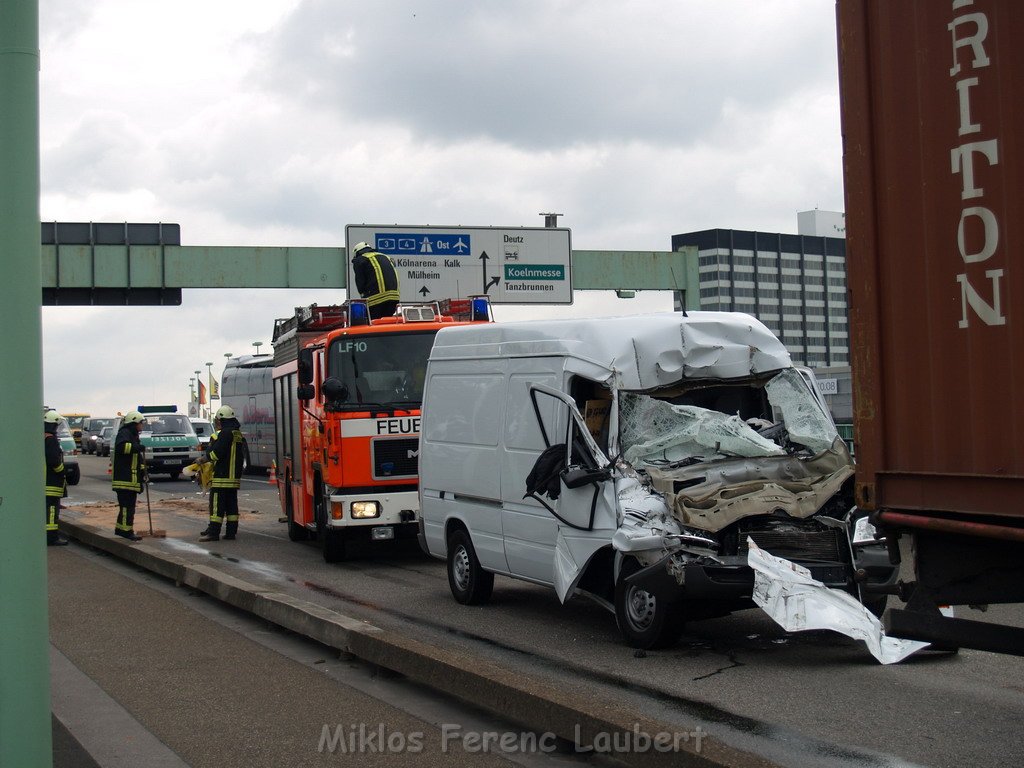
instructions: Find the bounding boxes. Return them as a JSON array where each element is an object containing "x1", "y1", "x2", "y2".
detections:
[{"x1": 418, "y1": 312, "x2": 897, "y2": 648}]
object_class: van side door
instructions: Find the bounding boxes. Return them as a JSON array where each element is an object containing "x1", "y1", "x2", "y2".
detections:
[{"x1": 519, "y1": 382, "x2": 618, "y2": 601}]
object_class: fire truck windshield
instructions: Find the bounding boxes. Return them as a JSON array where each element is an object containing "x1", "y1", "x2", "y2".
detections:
[{"x1": 326, "y1": 331, "x2": 436, "y2": 409}]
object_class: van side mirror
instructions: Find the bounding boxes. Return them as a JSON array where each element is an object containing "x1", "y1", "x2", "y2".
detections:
[
  {"x1": 298, "y1": 349, "x2": 314, "y2": 385},
  {"x1": 297, "y1": 383, "x2": 315, "y2": 402},
  {"x1": 561, "y1": 465, "x2": 612, "y2": 489}
]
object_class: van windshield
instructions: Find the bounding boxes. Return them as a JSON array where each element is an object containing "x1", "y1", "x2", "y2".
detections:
[
  {"x1": 326, "y1": 331, "x2": 436, "y2": 409},
  {"x1": 619, "y1": 369, "x2": 839, "y2": 465},
  {"x1": 142, "y1": 414, "x2": 195, "y2": 435}
]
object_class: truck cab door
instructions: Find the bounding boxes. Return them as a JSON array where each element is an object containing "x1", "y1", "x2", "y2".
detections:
[{"x1": 526, "y1": 383, "x2": 618, "y2": 603}]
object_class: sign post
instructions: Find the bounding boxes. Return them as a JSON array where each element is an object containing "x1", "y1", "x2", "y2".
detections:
[{"x1": 346, "y1": 225, "x2": 573, "y2": 305}]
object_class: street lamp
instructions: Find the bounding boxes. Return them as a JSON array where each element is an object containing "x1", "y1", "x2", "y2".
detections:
[{"x1": 253, "y1": 341, "x2": 263, "y2": 355}]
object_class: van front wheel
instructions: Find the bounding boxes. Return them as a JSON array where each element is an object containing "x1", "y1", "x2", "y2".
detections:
[
  {"x1": 615, "y1": 558, "x2": 684, "y2": 649},
  {"x1": 447, "y1": 529, "x2": 493, "y2": 605}
]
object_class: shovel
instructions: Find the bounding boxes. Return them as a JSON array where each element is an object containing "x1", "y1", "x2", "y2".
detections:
[{"x1": 138, "y1": 474, "x2": 166, "y2": 538}]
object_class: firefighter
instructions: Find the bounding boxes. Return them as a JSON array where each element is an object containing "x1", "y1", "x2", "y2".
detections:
[
  {"x1": 351, "y1": 241, "x2": 400, "y2": 319},
  {"x1": 198, "y1": 405, "x2": 244, "y2": 542},
  {"x1": 44, "y1": 410, "x2": 69, "y2": 546},
  {"x1": 111, "y1": 411, "x2": 146, "y2": 541}
]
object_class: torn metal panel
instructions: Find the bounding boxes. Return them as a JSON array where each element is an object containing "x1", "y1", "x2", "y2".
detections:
[
  {"x1": 619, "y1": 367, "x2": 855, "y2": 534},
  {"x1": 649, "y1": 451, "x2": 854, "y2": 533},
  {"x1": 747, "y1": 539, "x2": 943, "y2": 664}
]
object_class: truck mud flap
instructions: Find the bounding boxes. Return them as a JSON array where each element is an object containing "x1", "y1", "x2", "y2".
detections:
[{"x1": 885, "y1": 609, "x2": 1024, "y2": 657}]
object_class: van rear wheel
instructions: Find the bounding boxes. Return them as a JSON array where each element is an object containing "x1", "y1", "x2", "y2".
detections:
[
  {"x1": 615, "y1": 558, "x2": 684, "y2": 649},
  {"x1": 447, "y1": 529, "x2": 493, "y2": 605}
]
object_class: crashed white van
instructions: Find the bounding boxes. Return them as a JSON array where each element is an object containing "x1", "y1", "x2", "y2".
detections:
[{"x1": 418, "y1": 312, "x2": 897, "y2": 648}]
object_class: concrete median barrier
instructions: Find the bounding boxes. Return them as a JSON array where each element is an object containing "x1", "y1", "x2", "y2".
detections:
[{"x1": 60, "y1": 518, "x2": 774, "y2": 768}]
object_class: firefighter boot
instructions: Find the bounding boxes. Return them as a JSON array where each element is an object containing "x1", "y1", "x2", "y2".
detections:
[
  {"x1": 199, "y1": 524, "x2": 221, "y2": 542},
  {"x1": 224, "y1": 521, "x2": 238, "y2": 540}
]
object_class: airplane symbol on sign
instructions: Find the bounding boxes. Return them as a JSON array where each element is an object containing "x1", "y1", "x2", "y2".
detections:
[{"x1": 453, "y1": 238, "x2": 469, "y2": 253}]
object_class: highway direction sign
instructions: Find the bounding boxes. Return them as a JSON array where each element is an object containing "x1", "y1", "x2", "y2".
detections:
[{"x1": 345, "y1": 225, "x2": 573, "y2": 305}]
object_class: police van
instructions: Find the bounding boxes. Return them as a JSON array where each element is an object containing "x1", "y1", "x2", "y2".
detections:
[{"x1": 112, "y1": 406, "x2": 203, "y2": 479}]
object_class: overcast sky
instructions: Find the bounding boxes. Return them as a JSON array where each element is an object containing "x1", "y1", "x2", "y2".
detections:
[{"x1": 38, "y1": 0, "x2": 845, "y2": 417}]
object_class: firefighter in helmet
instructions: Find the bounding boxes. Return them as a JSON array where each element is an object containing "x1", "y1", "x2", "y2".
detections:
[
  {"x1": 197, "y1": 405, "x2": 244, "y2": 542},
  {"x1": 44, "y1": 410, "x2": 69, "y2": 546},
  {"x1": 351, "y1": 241, "x2": 400, "y2": 319},
  {"x1": 111, "y1": 410, "x2": 146, "y2": 541}
]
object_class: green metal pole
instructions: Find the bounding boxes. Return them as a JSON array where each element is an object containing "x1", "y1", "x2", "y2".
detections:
[{"x1": 0, "y1": 0, "x2": 52, "y2": 766}]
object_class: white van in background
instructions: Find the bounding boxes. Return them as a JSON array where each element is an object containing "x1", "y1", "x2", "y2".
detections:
[{"x1": 418, "y1": 312, "x2": 897, "y2": 649}]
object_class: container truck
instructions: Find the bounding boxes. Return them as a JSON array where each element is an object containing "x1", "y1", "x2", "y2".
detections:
[{"x1": 837, "y1": 0, "x2": 1024, "y2": 654}]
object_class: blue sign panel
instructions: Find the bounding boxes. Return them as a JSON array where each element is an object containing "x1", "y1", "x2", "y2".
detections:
[{"x1": 374, "y1": 233, "x2": 472, "y2": 256}]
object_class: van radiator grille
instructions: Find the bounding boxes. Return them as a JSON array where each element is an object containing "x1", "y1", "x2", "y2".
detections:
[
  {"x1": 372, "y1": 438, "x2": 418, "y2": 479},
  {"x1": 742, "y1": 528, "x2": 844, "y2": 562}
]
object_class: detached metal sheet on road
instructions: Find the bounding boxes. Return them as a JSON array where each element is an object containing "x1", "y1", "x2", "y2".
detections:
[{"x1": 838, "y1": 0, "x2": 1024, "y2": 518}]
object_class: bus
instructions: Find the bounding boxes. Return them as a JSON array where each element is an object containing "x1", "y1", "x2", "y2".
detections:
[{"x1": 221, "y1": 354, "x2": 275, "y2": 473}]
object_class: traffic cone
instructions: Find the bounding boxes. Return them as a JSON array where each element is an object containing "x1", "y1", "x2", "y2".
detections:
[{"x1": 268, "y1": 460, "x2": 278, "y2": 486}]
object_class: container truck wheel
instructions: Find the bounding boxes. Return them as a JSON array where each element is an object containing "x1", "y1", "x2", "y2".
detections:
[
  {"x1": 447, "y1": 528, "x2": 493, "y2": 605},
  {"x1": 614, "y1": 558, "x2": 684, "y2": 649}
]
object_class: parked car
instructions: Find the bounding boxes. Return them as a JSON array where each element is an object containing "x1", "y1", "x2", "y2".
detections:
[
  {"x1": 95, "y1": 425, "x2": 116, "y2": 457},
  {"x1": 80, "y1": 417, "x2": 118, "y2": 455},
  {"x1": 189, "y1": 418, "x2": 215, "y2": 449},
  {"x1": 56, "y1": 418, "x2": 80, "y2": 486}
]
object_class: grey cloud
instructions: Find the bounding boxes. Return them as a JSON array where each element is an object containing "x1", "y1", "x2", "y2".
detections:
[{"x1": 251, "y1": 0, "x2": 838, "y2": 149}]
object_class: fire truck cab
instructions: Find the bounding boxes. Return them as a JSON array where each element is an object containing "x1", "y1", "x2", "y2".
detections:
[{"x1": 272, "y1": 297, "x2": 491, "y2": 561}]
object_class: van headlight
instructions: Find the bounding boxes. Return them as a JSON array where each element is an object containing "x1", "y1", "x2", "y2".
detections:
[
  {"x1": 351, "y1": 501, "x2": 382, "y2": 519},
  {"x1": 852, "y1": 515, "x2": 880, "y2": 545}
]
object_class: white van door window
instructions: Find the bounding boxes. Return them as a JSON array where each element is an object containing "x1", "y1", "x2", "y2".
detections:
[{"x1": 525, "y1": 387, "x2": 610, "y2": 525}]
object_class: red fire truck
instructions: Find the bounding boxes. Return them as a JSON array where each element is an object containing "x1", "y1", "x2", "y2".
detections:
[{"x1": 272, "y1": 297, "x2": 492, "y2": 561}]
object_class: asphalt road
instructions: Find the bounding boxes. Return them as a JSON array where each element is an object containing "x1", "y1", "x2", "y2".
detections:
[{"x1": 64, "y1": 455, "x2": 1024, "y2": 768}]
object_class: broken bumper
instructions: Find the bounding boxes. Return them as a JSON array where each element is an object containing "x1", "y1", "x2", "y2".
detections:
[{"x1": 626, "y1": 545, "x2": 897, "y2": 603}]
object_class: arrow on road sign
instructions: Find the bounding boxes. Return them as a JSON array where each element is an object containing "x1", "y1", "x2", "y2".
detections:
[
  {"x1": 479, "y1": 251, "x2": 500, "y2": 294},
  {"x1": 418, "y1": 286, "x2": 430, "y2": 296}
]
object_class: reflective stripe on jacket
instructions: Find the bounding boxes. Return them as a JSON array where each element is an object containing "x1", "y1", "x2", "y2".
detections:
[
  {"x1": 352, "y1": 250, "x2": 400, "y2": 307},
  {"x1": 207, "y1": 420, "x2": 244, "y2": 489},
  {"x1": 45, "y1": 433, "x2": 66, "y2": 498},
  {"x1": 111, "y1": 425, "x2": 144, "y2": 493}
]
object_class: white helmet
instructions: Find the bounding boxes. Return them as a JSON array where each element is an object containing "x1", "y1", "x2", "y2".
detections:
[
  {"x1": 353, "y1": 241, "x2": 372, "y2": 255},
  {"x1": 215, "y1": 405, "x2": 235, "y2": 420},
  {"x1": 44, "y1": 410, "x2": 62, "y2": 424},
  {"x1": 122, "y1": 410, "x2": 145, "y2": 424}
]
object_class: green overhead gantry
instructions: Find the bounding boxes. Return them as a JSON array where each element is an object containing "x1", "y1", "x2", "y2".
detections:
[{"x1": 40, "y1": 236, "x2": 698, "y2": 304}]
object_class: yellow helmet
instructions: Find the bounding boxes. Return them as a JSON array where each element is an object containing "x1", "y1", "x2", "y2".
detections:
[
  {"x1": 122, "y1": 410, "x2": 145, "y2": 424},
  {"x1": 44, "y1": 410, "x2": 62, "y2": 424},
  {"x1": 215, "y1": 405, "x2": 235, "y2": 420}
]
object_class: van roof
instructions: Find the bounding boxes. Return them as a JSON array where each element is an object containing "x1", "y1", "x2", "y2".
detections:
[{"x1": 429, "y1": 311, "x2": 791, "y2": 390}]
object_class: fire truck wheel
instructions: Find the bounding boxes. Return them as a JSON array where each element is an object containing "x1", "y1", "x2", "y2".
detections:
[
  {"x1": 323, "y1": 529, "x2": 348, "y2": 563},
  {"x1": 447, "y1": 528, "x2": 493, "y2": 605}
]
